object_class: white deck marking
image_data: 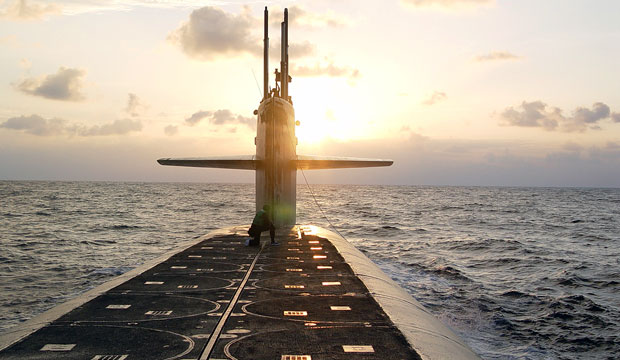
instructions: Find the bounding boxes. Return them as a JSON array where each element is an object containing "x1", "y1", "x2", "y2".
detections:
[
  {"x1": 330, "y1": 306, "x2": 351, "y2": 311},
  {"x1": 284, "y1": 311, "x2": 307, "y2": 316},
  {"x1": 145, "y1": 310, "x2": 172, "y2": 315},
  {"x1": 322, "y1": 281, "x2": 341, "y2": 286}
]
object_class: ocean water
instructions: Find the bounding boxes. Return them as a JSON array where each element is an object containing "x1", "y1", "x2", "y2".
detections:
[{"x1": 1, "y1": 181, "x2": 618, "y2": 359}]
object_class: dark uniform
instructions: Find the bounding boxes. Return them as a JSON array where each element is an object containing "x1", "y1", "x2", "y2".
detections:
[{"x1": 248, "y1": 206, "x2": 276, "y2": 246}]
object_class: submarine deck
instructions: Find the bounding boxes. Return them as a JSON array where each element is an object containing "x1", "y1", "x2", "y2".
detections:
[{"x1": 0, "y1": 226, "x2": 422, "y2": 360}]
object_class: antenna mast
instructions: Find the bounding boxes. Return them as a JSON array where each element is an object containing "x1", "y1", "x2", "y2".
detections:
[
  {"x1": 280, "y1": 8, "x2": 289, "y2": 101},
  {"x1": 263, "y1": 7, "x2": 269, "y2": 100}
]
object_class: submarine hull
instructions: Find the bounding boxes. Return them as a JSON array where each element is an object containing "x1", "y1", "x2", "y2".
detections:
[{"x1": 0, "y1": 225, "x2": 478, "y2": 360}]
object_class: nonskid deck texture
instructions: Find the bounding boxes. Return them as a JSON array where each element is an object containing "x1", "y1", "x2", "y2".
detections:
[{"x1": 0, "y1": 226, "x2": 420, "y2": 360}]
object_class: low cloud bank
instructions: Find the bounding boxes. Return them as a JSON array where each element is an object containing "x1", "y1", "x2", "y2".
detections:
[
  {"x1": 422, "y1": 91, "x2": 447, "y2": 105},
  {"x1": 292, "y1": 62, "x2": 360, "y2": 80},
  {"x1": 474, "y1": 51, "x2": 521, "y2": 62},
  {"x1": 184, "y1": 109, "x2": 254, "y2": 128},
  {"x1": 0, "y1": 114, "x2": 142, "y2": 136},
  {"x1": 500, "y1": 101, "x2": 619, "y2": 132}
]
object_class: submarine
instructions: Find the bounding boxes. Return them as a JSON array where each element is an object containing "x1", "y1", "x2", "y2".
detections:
[{"x1": 0, "y1": 7, "x2": 480, "y2": 360}]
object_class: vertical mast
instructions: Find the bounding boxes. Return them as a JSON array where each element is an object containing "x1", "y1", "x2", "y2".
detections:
[
  {"x1": 280, "y1": 8, "x2": 289, "y2": 101},
  {"x1": 263, "y1": 7, "x2": 269, "y2": 100}
]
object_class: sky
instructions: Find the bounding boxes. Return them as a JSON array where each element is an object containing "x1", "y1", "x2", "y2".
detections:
[{"x1": 1, "y1": 0, "x2": 619, "y2": 186}]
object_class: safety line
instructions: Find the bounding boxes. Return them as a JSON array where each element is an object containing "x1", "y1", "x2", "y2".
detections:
[
  {"x1": 281, "y1": 116, "x2": 350, "y2": 242},
  {"x1": 199, "y1": 246, "x2": 263, "y2": 360},
  {"x1": 298, "y1": 168, "x2": 349, "y2": 241}
]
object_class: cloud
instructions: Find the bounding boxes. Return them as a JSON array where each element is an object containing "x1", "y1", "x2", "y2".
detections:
[
  {"x1": 19, "y1": 58, "x2": 32, "y2": 69},
  {"x1": 184, "y1": 109, "x2": 254, "y2": 129},
  {"x1": 292, "y1": 62, "x2": 360, "y2": 80},
  {"x1": 279, "y1": 40, "x2": 316, "y2": 59},
  {"x1": 402, "y1": 0, "x2": 494, "y2": 8},
  {"x1": 0, "y1": 114, "x2": 67, "y2": 136},
  {"x1": 1, "y1": 0, "x2": 61, "y2": 20},
  {"x1": 185, "y1": 110, "x2": 211, "y2": 126},
  {"x1": 125, "y1": 93, "x2": 146, "y2": 117},
  {"x1": 168, "y1": 6, "x2": 261, "y2": 60},
  {"x1": 164, "y1": 125, "x2": 178, "y2": 136},
  {"x1": 0, "y1": 1, "x2": 208, "y2": 17},
  {"x1": 270, "y1": 5, "x2": 350, "y2": 28},
  {"x1": 612, "y1": 113, "x2": 620, "y2": 123},
  {"x1": 169, "y1": 6, "x2": 317, "y2": 62},
  {"x1": 80, "y1": 118, "x2": 142, "y2": 136},
  {"x1": 500, "y1": 101, "x2": 616, "y2": 132},
  {"x1": 474, "y1": 51, "x2": 521, "y2": 62},
  {"x1": 422, "y1": 91, "x2": 447, "y2": 105},
  {"x1": 0, "y1": 114, "x2": 142, "y2": 136},
  {"x1": 14, "y1": 67, "x2": 86, "y2": 101},
  {"x1": 0, "y1": 35, "x2": 19, "y2": 47}
]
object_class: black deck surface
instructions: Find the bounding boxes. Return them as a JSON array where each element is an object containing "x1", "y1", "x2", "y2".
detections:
[{"x1": 0, "y1": 228, "x2": 421, "y2": 360}]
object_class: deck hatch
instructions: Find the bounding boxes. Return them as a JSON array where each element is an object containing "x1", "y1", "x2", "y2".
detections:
[
  {"x1": 170, "y1": 266, "x2": 187, "y2": 269},
  {"x1": 322, "y1": 281, "x2": 341, "y2": 286},
  {"x1": 106, "y1": 305, "x2": 131, "y2": 309},
  {"x1": 330, "y1": 306, "x2": 351, "y2": 311},
  {"x1": 285, "y1": 285, "x2": 305, "y2": 289},
  {"x1": 317, "y1": 266, "x2": 332, "y2": 269},
  {"x1": 40, "y1": 344, "x2": 75, "y2": 351},
  {"x1": 313, "y1": 255, "x2": 327, "y2": 259},
  {"x1": 91, "y1": 356, "x2": 129, "y2": 360},
  {"x1": 144, "y1": 281, "x2": 163, "y2": 285},
  {"x1": 342, "y1": 345, "x2": 374, "y2": 353},
  {"x1": 286, "y1": 268, "x2": 302, "y2": 272},
  {"x1": 310, "y1": 247, "x2": 322, "y2": 250},
  {"x1": 281, "y1": 356, "x2": 311, "y2": 360}
]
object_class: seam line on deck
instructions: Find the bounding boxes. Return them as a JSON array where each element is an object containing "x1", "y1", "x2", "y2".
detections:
[{"x1": 199, "y1": 244, "x2": 264, "y2": 360}]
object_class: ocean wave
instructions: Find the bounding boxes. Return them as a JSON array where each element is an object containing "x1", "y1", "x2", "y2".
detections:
[{"x1": 1, "y1": 181, "x2": 619, "y2": 359}]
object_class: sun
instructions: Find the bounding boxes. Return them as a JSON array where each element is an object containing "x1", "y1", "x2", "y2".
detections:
[{"x1": 291, "y1": 78, "x2": 367, "y2": 145}]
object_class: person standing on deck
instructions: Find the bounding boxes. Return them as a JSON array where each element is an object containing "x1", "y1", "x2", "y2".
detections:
[{"x1": 247, "y1": 204, "x2": 278, "y2": 246}]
